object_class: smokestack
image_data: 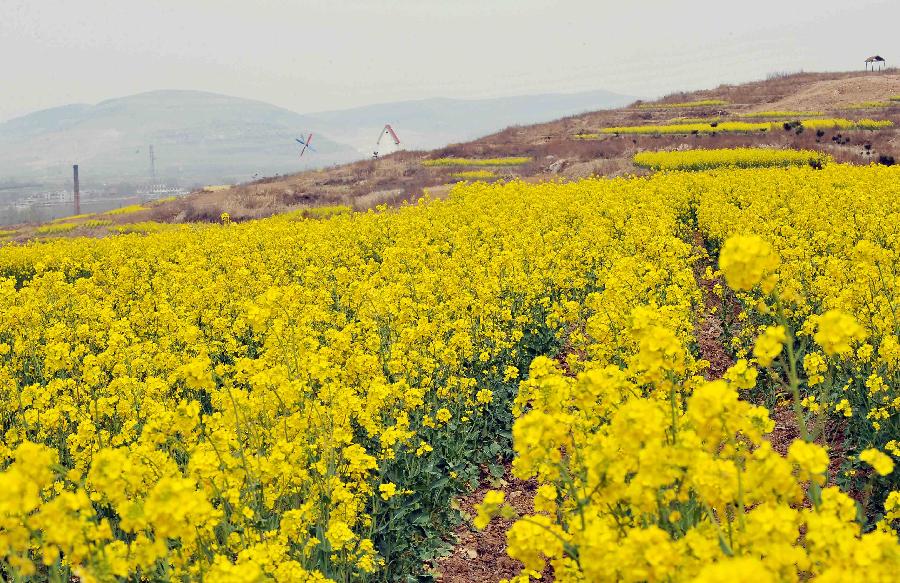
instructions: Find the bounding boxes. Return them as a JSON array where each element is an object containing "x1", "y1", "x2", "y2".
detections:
[{"x1": 73, "y1": 164, "x2": 80, "y2": 215}]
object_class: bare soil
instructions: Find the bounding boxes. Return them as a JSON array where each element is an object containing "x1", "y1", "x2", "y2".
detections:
[
  {"x1": 692, "y1": 233, "x2": 736, "y2": 379},
  {"x1": 760, "y1": 74, "x2": 900, "y2": 112},
  {"x1": 434, "y1": 472, "x2": 548, "y2": 583}
]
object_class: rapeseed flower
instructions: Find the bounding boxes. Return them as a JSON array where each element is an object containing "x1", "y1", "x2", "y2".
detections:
[
  {"x1": 814, "y1": 309, "x2": 866, "y2": 356},
  {"x1": 860, "y1": 449, "x2": 895, "y2": 476},
  {"x1": 718, "y1": 234, "x2": 779, "y2": 291}
]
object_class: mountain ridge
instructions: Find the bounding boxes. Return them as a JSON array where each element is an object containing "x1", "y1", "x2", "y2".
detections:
[
  {"x1": 0, "y1": 90, "x2": 358, "y2": 187},
  {"x1": 0, "y1": 88, "x2": 636, "y2": 187}
]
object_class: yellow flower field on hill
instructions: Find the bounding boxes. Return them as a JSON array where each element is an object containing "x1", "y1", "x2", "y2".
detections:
[
  {"x1": 450, "y1": 170, "x2": 497, "y2": 180},
  {"x1": 576, "y1": 118, "x2": 894, "y2": 136},
  {"x1": 634, "y1": 148, "x2": 831, "y2": 171},
  {"x1": 34, "y1": 222, "x2": 79, "y2": 235},
  {"x1": 587, "y1": 121, "x2": 773, "y2": 135},
  {"x1": 104, "y1": 204, "x2": 147, "y2": 216}
]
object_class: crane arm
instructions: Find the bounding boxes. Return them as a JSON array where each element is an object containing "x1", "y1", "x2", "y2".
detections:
[
  {"x1": 384, "y1": 124, "x2": 400, "y2": 145},
  {"x1": 374, "y1": 125, "x2": 401, "y2": 158}
]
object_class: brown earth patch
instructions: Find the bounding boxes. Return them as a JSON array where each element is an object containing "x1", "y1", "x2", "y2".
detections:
[
  {"x1": 691, "y1": 232, "x2": 736, "y2": 379},
  {"x1": 434, "y1": 471, "x2": 552, "y2": 583},
  {"x1": 758, "y1": 74, "x2": 900, "y2": 113},
  {"x1": 767, "y1": 405, "x2": 850, "y2": 484}
]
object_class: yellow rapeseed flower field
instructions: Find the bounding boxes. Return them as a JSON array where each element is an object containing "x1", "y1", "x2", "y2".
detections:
[
  {"x1": 113, "y1": 221, "x2": 177, "y2": 235},
  {"x1": 634, "y1": 148, "x2": 831, "y2": 171},
  {"x1": 34, "y1": 222, "x2": 80, "y2": 235},
  {"x1": 2, "y1": 165, "x2": 900, "y2": 581},
  {"x1": 800, "y1": 118, "x2": 894, "y2": 130},
  {"x1": 50, "y1": 213, "x2": 96, "y2": 224},
  {"x1": 577, "y1": 118, "x2": 894, "y2": 137},
  {"x1": 667, "y1": 117, "x2": 723, "y2": 124},
  {"x1": 587, "y1": 121, "x2": 774, "y2": 135},
  {"x1": 449, "y1": 170, "x2": 497, "y2": 180},
  {"x1": 104, "y1": 204, "x2": 147, "y2": 216}
]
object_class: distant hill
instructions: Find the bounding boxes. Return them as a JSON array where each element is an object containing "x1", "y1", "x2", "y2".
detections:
[
  {"x1": 304, "y1": 90, "x2": 636, "y2": 154},
  {"x1": 0, "y1": 88, "x2": 635, "y2": 189},
  {"x1": 0, "y1": 91, "x2": 359, "y2": 187}
]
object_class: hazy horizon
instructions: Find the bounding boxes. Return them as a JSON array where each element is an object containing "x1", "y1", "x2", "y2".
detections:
[
  {"x1": 1, "y1": 86, "x2": 638, "y2": 124},
  {"x1": 3, "y1": 0, "x2": 898, "y2": 122}
]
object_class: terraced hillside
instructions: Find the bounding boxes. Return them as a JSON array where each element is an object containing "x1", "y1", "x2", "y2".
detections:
[{"x1": 4, "y1": 70, "x2": 899, "y2": 241}]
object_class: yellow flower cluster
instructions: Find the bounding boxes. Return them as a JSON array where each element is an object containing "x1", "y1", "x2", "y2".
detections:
[
  {"x1": 104, "y1": 204, "x2": 147, "y2": 216},
  {"x1": 633, "y1": 148, "x2": 831, "y2": 171},
  {"x1": 80, "y1": 219, "x2": 113, "y2": 229},
  {"x1": 588, "y1": 121, "x2": 775, "y2": 136},
  {"x1": 289, "y1": 204, "x2": 353, "y2": 220},
  {"x1": 754, "y1": 325, "x2": 787, "y2": 367},
  {"x1": 668, "y1": 116, "x2": 723, "y2": 124},
  {"x1": 34, "y1": 220, "x2": 114, "y2": 237},
  {"x1": 493, "y1": 352, "x2": 900, "y2": 581},
  {"x1": 579, "y1": 118, "x2": 893, "y2": 136},
  {"x1": 718, "y1": 234, "x2": 780, "y2": 291},
  {"x1": 51, "y1": 213, "x2": 96, "y2": 224},
  {"x1": 450, "y1": 170, "x2": 498, "y2": 180},
  {"x1": 800, "y1": 118, "x2": 894, "y2": 130},
  {"x1": 113, "y1": 221, "x2": 176, "y2": 234},
  {"x1": 35, "y1": 222, "x2": 79, "y2": 235}
]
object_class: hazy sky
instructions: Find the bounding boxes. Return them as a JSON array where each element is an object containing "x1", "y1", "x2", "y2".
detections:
[{"x1": 2, "y1": 0, "x2": 898, "y2": 121}]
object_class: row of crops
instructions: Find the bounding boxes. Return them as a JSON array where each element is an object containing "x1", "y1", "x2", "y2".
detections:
[
  {"x1": 633, "y1": 148, "x2": 831, "y2": 171},
  {"x1": 575, "y1": 118, "x2": 894, "y2": 137},
  {"x1": 1, "y1": 165, "x2": 900, "y2": 581}
]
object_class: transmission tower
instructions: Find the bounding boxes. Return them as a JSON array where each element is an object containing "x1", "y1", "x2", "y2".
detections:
[
  {"x1": 73, "y1": 164, "x2": 80, "y2": 215},
  {"x1": 149, "y1": 145, "x2": 157, "y2": 185}
]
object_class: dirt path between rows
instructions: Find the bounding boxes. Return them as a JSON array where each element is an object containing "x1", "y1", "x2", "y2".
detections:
[
  {"x1": 434, "y1": 471, "x2": 541, "y2": 582},
  {"x1": 692, "y1": 232, "x2": 736, "y2": 378}
]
